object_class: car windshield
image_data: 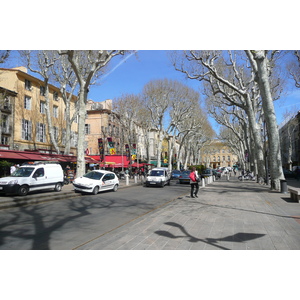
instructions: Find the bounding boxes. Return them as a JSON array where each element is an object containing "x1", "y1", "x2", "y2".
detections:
[
  {"x1": 11, "y1": 167, "x2": 35, "y2": 177},
  {"x1": 182, "y1": 171, "x2": 190, "y2": 175},
  {"x1": 172, "y1": 170, "x2": 181, "y2": 174},
  {"x1": 150, "y1": 170, "x2": 164, "y2": 177},
  {"x1": 83, "y1": 171, "x2": 104, "y2": 180}
]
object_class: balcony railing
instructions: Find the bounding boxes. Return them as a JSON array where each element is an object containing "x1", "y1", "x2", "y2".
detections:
[
  {"x1": 0, "y1": 103, "x2": 12, "y2": 112},
  {"x1": 1, "y1": 125, "x2": 12, "y2": 134}
]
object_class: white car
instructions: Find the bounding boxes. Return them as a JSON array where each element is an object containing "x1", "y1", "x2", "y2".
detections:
[{"x1": 73, "y1": 170, "x2": 119, "y2": 195}]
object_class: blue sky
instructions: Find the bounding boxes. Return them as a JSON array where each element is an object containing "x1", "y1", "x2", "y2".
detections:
[{"x1": 89, "y1": 50, "x2": 201, "y2": 100}]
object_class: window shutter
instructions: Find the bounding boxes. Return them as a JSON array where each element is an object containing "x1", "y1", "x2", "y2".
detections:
[
  {"x1": 22, "y1": 119, "x2": 25, "y2": 139},
  {"x1": 28, "y1": 121, "x2": 32, "y2": 140}
]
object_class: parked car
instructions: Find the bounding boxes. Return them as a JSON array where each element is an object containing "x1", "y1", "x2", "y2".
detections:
[
  {"x1": 0, "y1": 162, "x2": 64, "y2": 196},
  {"x1": 212, "y1": 169, "x2": 221, "y2": 179},
  {"x1": 178, "y1": 170, "x2": 191, "y2": 184},
  {"x1": 171, "y1": 170, "x2": 182, "y2": 180},
  {"x1": 283, "y1": 169, "x2": 295, "y2": 178},
  {"x1": 145, "y1": 167, "x2": 171, "y2": 187},
  {"x1": 73, "y1": 170, "x2": 119, "y2": 194},
  {"x1": 202, "y1": 169, "x2": 213, "y2": 178}
]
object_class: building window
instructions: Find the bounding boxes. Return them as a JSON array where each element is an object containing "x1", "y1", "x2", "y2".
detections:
[
  {"x1": 1, "y1": 136, "x2": 9, "y2": 145},
  {"x1": 218, "y1": 156, "x2": 220, "y2": 162},
  {"x1": 40, "y1": 101, "x2": 46, "y2": 114},
  {"x1": 37, "y1": 123, "x2": 46, "y2": 142},
  {"x1": 24, "y1": 96, "x2": 31, "y2": 110},
  {"x1": 53, "y1": 92, "x2": 59, "y2": 101},
  {"x1": 22, "y1": 119, "x2": 32, "y2": 140},
  {"x1": 40, "y1": 86, "x2": 46, "y2": 96},
  {"x1": 85, "y1": 124, "x2": 90, "y2": 135},
  {"x1": 228, "y1": 156, "x2": 230, "y2": 161},
  {"x1": 53, "y1": 106, "x2": 58, "y2": 118},
  {"x1": 53, "y1": 127, "x2": 58, "y2": 142},
  {"x1": 25, "y1": 79, "x2": 31, "y2": 91}
]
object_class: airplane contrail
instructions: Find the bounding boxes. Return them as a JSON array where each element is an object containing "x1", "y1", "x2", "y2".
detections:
[{"x1": 101, "y1": 51, "x2": 138, "y2": 80}]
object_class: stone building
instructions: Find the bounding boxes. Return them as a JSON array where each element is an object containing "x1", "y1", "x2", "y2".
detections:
[
  {"x1": 200, "y1": 140, "x2": 238, "y2": 169},
  {"x1": 0, "y1": 67, "x2": 78, "y2": 154}
]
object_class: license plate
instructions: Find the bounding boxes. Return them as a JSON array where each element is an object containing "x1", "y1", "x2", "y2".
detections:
[{"x1": 150, "y1": 182, "x2": 156, "y2": 184}]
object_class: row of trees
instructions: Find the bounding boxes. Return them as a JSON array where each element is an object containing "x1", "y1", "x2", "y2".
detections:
[
  {"x1": 170, "y1": 50, "x2": 300, "y2": 190},
  {"x1": 113, "y1": 79, "x2": 214, "y2": 170}
]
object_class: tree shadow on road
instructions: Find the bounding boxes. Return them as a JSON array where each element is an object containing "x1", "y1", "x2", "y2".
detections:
[{"x1": 0, "y1": 195, "x2": 156, "y2": 250}]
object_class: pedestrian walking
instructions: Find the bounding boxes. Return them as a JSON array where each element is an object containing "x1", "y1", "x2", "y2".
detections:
[{"x1": 189, "y1": 167, "x2": 199, "y2": 198}]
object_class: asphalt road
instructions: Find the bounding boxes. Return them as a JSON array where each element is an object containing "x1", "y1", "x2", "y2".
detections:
[{"x1": 0, "y1": 181, "x2": 190, "y2": 250}]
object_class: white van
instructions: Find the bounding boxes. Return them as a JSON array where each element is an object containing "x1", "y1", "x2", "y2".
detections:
[
  {"x1": 0, "y1": 162, "x2": 64, "y2": 196},
  {"x1": 145, "y1": 167, "x2": 171, "y2": 187}
]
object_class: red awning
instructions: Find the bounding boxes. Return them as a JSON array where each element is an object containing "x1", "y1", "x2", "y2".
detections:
[
  {"x1": 90, "y1": 155, "x2": 130, "y2": 168},
  {"x1": 131, "y1": 163, "x2": 147, "y2": 167},
  {"x1": 0, "y1": 150, "x2": 26, "y2": 160}
]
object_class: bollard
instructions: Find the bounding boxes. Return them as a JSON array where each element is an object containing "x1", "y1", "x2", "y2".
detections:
[
  {"x1": 134, "y1": 174, "x2": 137, "y2": 183},
  {"x1": 280, "y1": 179, "x2": 288, "y2": 194},
  {"x1": 227, "y1": 174, "x2": 230, "y2": 181},
  {"x1": 202, "y1": 178, "x2": 205, "y2": 187},
  {"x1": 125, "y1": 174, "x2": 129, "y2": 186}
]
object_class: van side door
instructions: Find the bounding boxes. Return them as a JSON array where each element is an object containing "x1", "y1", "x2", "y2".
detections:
[{"x1": 31, "y1": 167, "x2": 46, "y2": 190}]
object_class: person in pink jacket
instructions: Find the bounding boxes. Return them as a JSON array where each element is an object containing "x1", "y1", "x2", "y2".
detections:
[{"x1": 189, "y1": 167, "x2": 199, "y2": 198}]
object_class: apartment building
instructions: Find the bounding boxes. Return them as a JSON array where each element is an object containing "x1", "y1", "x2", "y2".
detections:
[
  {"x1": 85, "y1": 99, "x2": 118, "y2": 155},
  {"x1": 279, "y1": 111, "x2": 300, "y2": 169},
  {"x1": 0, "y1": 67, "x2": 78, "y2": 154},
  {"x1": 0, "y1": 86, "x2": 17, "y2": 147},
  {"x1": 85, "y1": 99, "x2": 149, "y2": 161}
]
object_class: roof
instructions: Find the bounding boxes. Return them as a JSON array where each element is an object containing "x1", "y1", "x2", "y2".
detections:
[{"x1": 0, "y1": 86, "x2": 18, "y2": 96}]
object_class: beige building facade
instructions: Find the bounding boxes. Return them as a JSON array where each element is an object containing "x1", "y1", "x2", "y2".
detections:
[
  {"x1": 85, "y1": 99, "x2": 118, "y2": 155},
  {"x1": 0, "y1": 67, "x2": 78, "y2": 154},
  {"x1": 201, "y1": 140, "x2": 238, "y2": 169}
]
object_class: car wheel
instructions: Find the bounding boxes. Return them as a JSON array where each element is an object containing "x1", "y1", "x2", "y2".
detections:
[
  {"x1": 54, "y1": 183, "x2": 62, "y2": 192},
  {"x1": 92, "y1": 186, "x2": 99, "y2": 195},
  {"x1": 113, "y1": 184, "x2": 118, "y2": 192},
  {"x1": 18, "y1": 185, "x2": 29, "y2": 196}
]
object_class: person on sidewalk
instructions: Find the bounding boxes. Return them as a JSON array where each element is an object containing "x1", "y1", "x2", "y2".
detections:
[
  {"x1": 189, "y1": 167, "x2": 199, "y2": 198},
  {"x1": 10, "y1": 164, "x2": 17, "y2": 175}
]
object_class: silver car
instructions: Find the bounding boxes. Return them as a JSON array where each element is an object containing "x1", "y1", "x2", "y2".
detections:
[{"x1": 73, "y1": 170, "x2": 119, "y2": 195}]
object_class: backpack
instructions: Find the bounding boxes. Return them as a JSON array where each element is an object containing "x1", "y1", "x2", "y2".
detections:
[{"x1": 189, "y1": 171, "x2": 196, "y2": 182}]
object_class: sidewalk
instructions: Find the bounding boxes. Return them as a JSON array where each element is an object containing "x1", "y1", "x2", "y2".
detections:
[{"x1": 77, "y1": 176, "x2": 300, "y2": 250}]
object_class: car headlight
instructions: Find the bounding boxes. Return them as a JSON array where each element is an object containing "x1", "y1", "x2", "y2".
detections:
[{"x1": 8, "y1": 180, "x2": 18, "y2": 185}]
